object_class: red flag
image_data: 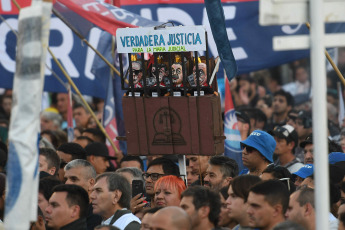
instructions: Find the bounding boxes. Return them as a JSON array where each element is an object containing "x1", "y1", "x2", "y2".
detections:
[{"x1": 54, "y1": 0, "x2": 160, "y2": 36}]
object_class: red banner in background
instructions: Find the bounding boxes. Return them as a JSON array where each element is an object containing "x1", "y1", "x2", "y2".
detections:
[{"x1": 119, "y1": 0, "x2": 257, "y2": 5}]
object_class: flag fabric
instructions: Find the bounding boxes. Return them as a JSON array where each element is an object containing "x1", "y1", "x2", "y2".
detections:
[
  {"x1": 53, "y1": 0, "x2": 161, "y2": 36},
  {"x1": 91, "y1": 31, "x2": 121, "y2": 159},
  {"x1": 338, "y1": 82, "x2": 344, "y2": 128},
  {"x1": 67, "y1": 85, "x2": 74, "y2": 142},
  {"x1": 223, "y1": 76, "x2": 245, "y2": 172},
  {"x1": 5, "y1": 1, "x2": 52, "y2": 229},
  {"x1": 204, "y1": 0, "x2": 237, "y2": 81}
]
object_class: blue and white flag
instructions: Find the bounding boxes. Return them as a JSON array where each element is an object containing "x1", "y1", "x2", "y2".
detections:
[
  {"x1": 4, "y1": 1, "x2": 51, "y2": 229},
  {"x1": 224, "y1": 76, "x2": 244, "y2": 172}
]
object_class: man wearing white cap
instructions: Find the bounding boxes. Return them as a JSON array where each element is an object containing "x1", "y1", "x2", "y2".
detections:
[{"x1": 272, "y1": 124, "x2": 304, "y2": 174}]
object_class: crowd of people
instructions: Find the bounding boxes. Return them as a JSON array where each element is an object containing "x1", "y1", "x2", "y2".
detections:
[{"x1": 0, "y1": 49, "x2": 345, "y2": 229}]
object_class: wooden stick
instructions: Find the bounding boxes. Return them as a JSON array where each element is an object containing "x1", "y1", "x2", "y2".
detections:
[{"x1": 305, "y1": 22, "x2": 345, "y2": 86}]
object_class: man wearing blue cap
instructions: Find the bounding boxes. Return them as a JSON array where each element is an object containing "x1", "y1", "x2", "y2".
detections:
[
  {"x1": 240, "y1": 130, "x2": 276, "y2": 176},
  {"x1": 292, "y1": 164, "x2": 314, "y2": 188}
]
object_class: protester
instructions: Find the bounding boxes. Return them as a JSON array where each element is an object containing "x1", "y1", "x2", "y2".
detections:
[
  {"x1": 120, "y1": 156, "x2": 144, "y2": 172},
  {"x1": 186, "y1": 166, "x2": 199, "y2": 186},
  {"x1": 218, "y1": 186, "x2": 237, "y2": 229},
  {"x1": 186, "y1": 156, "x2": 210, "y2": 185},
  {"x1": 153, "y1": 175, "x2": 186, "y2": 207},
  {"x1": 203, "y1": 155, "x2": 239, "y2": 191},
  {"x1": 39, "y1": 147, "x2": 60, "y2": 177},
  {"x1": 85, "y1": 142, "x2": 116, "y2": 174},
  {"x1": 38, "y1": 176, "x2": 62, "y2": 218},
  {"x1": 73, "y1": 103, "x2": 91, "y2": 129},
  {"x1": 45, "y1": 184, "x2": 89, "y2": 230},
  {"x1": 286, "y1": 186, "x2": 315, "y2": 230},
  {"x1": 90, "y1": 172, "x2": 141, "y2": 229},
  {"x1": 292, "y1": 164, "x2": 314, "y2": 188},
  {"x1": 143, "y1": 157, "x2": 180, "y2": 204},
  {"x1": 247, "y1": 180, "x2": 289, "y2": 230},
  {"x1": 64, "y1": 159, "x2": 102, "y2": 230},
  {"x1": 56, "y1": 142, "x2": 87, "y2": 181},
  {"x1": 226, "y1": 175, "x2": 262, "y2": 230},
  {"x1": 272, "y1": 125, "x2": 304, "y2": 173},
  {"x1": 150, "y1": 206, "x2": 192, "y2": 230},
  {"x1": 240, "y1": 130, "x2": 276, "y2": 176},
  {"x1": 180, "y1": 186, "x2": 221, "y2": 230},
  {"x1": 140, "y1": 207, "x2": 162, "y2": 230}
]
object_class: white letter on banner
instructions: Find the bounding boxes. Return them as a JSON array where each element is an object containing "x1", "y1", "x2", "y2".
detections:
[
  {"x1": 157, "y1": 7, "x2": 195, "y2": 26},
  {"x1": 48, "y1": 18, "x2": 79, "y2": 78},
  {"x1": 83, "y1": 2, "x2": 101, "y2": 11},
  {"x1": 281, "y1": 24, "x2": 303, "y2": 34},
  {"x1": 84, "y1": 28, "x2": 102, "y2": 80},
  {"x1": 1, "y1": 0, "x2": 12, "y2": 12},
  {"x1": 0, "y1": 18, "x2": 17, "y2": 73},
  {"x1": 202, "y1": 6, "x2": 248, "y2": 60},
  {"x1": 140, "y1": 8, "x2": 153, "y2": 20}
]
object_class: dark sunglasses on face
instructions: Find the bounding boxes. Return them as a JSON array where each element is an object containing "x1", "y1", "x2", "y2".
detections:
[
  {"x1": 133, "y1": 69, "x2": 142, "y2": 75},
  {"x1": 142, "y1": 173, "x2": 165, "y2": 181},
  {"x1": 241, "y1": 144, "x2": 257, "y2": 153}
]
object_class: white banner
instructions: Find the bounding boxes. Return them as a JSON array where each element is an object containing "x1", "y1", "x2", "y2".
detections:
[{"x1": 116, "y1": 25, "x2": 206, "y2": 53}]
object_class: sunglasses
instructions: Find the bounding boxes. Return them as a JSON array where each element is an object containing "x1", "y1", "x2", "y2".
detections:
[
  {"x1": 240, "y1": 144, "x2": 257, "y2": 153},
  {"x1": 133, "y1": 69, "x2": 142, "y2": 75},
  {"x1": 142, "y1": 173, "x2": 165, "y2": 181}
]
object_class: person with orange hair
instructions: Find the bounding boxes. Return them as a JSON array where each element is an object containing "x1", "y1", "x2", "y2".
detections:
[{"x1": 153, "y1": 175, "x2": 186, "y2": 207}]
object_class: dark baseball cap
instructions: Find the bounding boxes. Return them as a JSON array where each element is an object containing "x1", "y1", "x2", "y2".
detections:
[
  {"x1": 85, "y1": 142, "x2": 117, "y2": 160},
  {"x1": 300, "y1": 134, "x2": 313, "y2": 148},
  {"x1": 236, "y1": 110, "x2": 250, "y2": 124},
  {"x1": 272, "y1": 125, "x2": 298, "y2": 147}
]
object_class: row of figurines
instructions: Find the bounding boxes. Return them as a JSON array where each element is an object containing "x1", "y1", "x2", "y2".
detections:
[{"x1": 128, "y1": 60, "x2": 210, "y2": 89}]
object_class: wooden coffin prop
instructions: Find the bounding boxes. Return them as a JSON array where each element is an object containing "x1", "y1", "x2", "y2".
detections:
[{"x1": 122, "y1": 94, "x2": 224, "y2": 156}]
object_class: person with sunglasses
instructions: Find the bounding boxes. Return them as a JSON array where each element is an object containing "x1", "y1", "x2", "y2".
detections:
[{"x1": 239, "y1": 130, "x2": 276, "y2": 176}]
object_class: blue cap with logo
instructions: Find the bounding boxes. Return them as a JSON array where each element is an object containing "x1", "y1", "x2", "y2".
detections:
[
  {"x1": 329, "y1": 152, "x2": 345, "y2": 164},
  {"x1": 293, "y1": 164, "x2": 314, "y2": 179},
  {"x1": 240, "y1": 130, "x2": 276, "y2": 163}
]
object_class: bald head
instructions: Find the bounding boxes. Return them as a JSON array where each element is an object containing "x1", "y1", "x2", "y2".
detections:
[{"x1": 151, "y1": 206, "x2": 192, "y2": 230}]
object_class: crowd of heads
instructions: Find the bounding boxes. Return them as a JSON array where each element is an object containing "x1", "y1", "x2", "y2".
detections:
[{"x1": 0, "y1": 52, "x2": 345, "y2": 229}]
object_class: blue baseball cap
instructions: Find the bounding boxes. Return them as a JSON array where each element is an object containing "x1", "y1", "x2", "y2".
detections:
[
  {"x1": 240, "y1": 130, "x2": 276, "y2": 163},
  {"x1": 329, "y1": 152, "x2": 345, "y2": 164},
  {"x1": 293, "y1": 164, "x2": 314, "y2": 179}
]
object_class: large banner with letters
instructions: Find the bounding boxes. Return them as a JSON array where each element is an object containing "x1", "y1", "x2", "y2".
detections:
[{"x1": 0, "y1": 0, "x2": 345, "y2": 98}]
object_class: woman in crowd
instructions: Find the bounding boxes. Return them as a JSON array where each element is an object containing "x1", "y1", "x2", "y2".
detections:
[{"x1": 153, "y1": 175, "x2": 186, "y2": 207}]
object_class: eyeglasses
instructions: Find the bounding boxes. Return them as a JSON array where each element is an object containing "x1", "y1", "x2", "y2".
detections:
[
  {"x1": 241, "y1": 144, "x2": 257, "y2": 153},
  {"x1": 142, "y1": 173, "x2": 165, "y2": 181}
]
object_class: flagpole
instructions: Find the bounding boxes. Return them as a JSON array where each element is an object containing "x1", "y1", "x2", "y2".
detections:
[
  {"x1": 305, "y1": 22, "x2": 345, "y2": 86},
  {"x1": 49, "y1": 49, "x2": 121, "y2": 156},
  {"x1": 12, "y1": 0, "x2": 121, "y2": 158},
  {"x1": 310, "y1": 0, "x2": 329, "y2": 229}
]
